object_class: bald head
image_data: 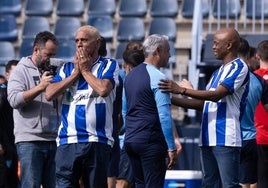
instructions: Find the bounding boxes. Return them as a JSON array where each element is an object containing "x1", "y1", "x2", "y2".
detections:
[
  {"x1": 215, "y1": 28, "x2": 240, "y2": 50},
  {"x1": 213, "y1": 28, "x2": 241, "y2": 63}
]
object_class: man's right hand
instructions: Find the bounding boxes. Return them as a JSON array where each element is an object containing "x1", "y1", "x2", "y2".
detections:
[
  {"x1": 39, "y1": 71, "x2": 53, "y2": 91},
  {"x1": 167, "y1": 150, "x2": 178, "y2": 169}
]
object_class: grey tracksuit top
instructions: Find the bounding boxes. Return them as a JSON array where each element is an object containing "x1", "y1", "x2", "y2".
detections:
[{"x1": 7, "y1": 57, "x2": 59, "y2": 143}]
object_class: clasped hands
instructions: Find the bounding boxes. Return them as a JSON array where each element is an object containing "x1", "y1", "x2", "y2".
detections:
[{"x1": 74, "y1": 48, "x2": 94, "y2": 74}]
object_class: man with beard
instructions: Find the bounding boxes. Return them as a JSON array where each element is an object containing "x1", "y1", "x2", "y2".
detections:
[{"x1": 7, "y1": 31, "x2": 60, "y2": 188}]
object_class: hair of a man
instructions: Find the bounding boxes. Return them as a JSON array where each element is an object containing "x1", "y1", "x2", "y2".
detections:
[
  {"x1": 33, "y1": 31, "x2": 58, "y2": 48},
  {"x1": 257, "y1": 40, "x2": 268, "y2": 61},
  {"x1": 5, "y1": 59, "x2": 19, "y2": 72},
  {"x1": 126, "y1": 41, "x2": 143, "y2": 51},
  {"x1": 123, "y1": 50, "x2": 144, "y2": 68},
  {"x1": 143, "y1": 34, "x2": 169, "y2": 58},
  {"x1": 98, "y1": 36, "x2": 107, "y2": 57},
  {"x1": 123, "y1": 41, "x2": 144, "y2": 68},
  {"x1": 76, "y1": 25, "x2": 100, "y2": 40},
  {"x1": 247, "y1": 46, "x2": 259, "y2": 71},
  {"x1": 238, "y1": 37, "x2": 250, "y2": 58}
]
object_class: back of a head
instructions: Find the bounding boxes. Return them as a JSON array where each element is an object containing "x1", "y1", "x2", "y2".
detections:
[
  {"x1": 126, "y1": 41, "x2": 143, "y2": 51},
  {"x1": 6, "y1": 59, "x2": 19, "y2": 73},
  {"x1": 123, "y1": 49, "x2": 144, "y2": 68},
  {"x1": 238, "y1": 38, "x2": 259, "y2": 71},
  {"x1": 123, "y1": 41, "x2": 144, "y2": 68},
  {"x1": 5, "y1": 59, "x2": 19, "y2": 81},
  {"x1": 143, "y1": 34, "x2": 168, "y2": 58},
  {"x1": 98, "y1": 36, "x2": 107, "y2": 57},
  {"x1": 238, "y1": 37, "x2": 250, "y2": 59},
  {"x1": 247, "y1": 47, "x2": 259, "y2": 71},
  {"x1": 257, "y1": 40, "x2": 268, "y2": 62}
]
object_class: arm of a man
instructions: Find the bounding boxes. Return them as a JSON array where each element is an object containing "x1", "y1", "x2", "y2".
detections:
[
  {"x1": 157, "y1": 104, "x2": 177, "y2": 169},
  {"x1": 8, "y1": 68, "x2": 52, "y2": 108},
  {"x1": 159, "y1": 79, "x2": 229, "y2": 102},
  {"x1": 81, "y1": 71, "x2": 113, "y2": 97},
  {"x1": 23, "y1": 72, "x2": 52, "y2": 103},
  {"x1": 171, "y1": 96, "x2": 204, "y2": 111},
  {"x1": 46, "y1": 69, "x2": 80, "y2": 101},
  {"x1": 79, "y1": 57, "x2": 119, "y2": 97},
  {"x1": 178, "y1": 85, "x2": 230, "y2": 103}
]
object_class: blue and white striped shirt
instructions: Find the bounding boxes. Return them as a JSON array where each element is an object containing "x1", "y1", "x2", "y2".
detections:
[
  {"x1": 52, "y1": 56, "x2": 119, "y2": 146},
  {"x1": 201, "y1": 58, "x2": 249, "y2": 147}
]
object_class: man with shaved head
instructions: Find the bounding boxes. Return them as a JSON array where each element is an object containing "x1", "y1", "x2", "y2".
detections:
[
  {"x1": 159, "y1": 28, "x2": 249, "y2": 187},
  {"x1": 46, "y1": 25, "x2": 119, "y2": 188}
]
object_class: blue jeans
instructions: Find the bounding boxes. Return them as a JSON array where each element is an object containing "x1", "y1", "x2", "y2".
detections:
[
  {"x1": 55, "y1": 142, "x2": 111, "y2": 188},
  {"x1": 16, "y1": 141, "x2": 57, "y2": 188},
  {"x1": 200, "y1": 146, "x2": 241, "y2": 188}
]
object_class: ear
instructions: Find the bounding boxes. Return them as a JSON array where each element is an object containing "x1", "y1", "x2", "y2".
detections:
[
  {"x1": 96, "y1": 38, "x2": 101, "y2": 48},
  {"x1": 154, "y1": 46, "x2": 161, "y2": 56},
  {"x1": 226, "y1": 42, "x2": 232, "y2": 51},
  {"x1": 33, "y1": 46, "x2": 39, "y2": 54}
]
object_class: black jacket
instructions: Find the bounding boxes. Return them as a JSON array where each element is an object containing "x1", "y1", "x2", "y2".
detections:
[{"x1": 0, "y1": 83, "x2": 16, "y2": 160}]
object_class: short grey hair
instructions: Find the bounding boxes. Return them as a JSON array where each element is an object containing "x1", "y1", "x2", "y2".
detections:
[{"x1": 143, "y1": 34, "x2": 169, "y2": 58}]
